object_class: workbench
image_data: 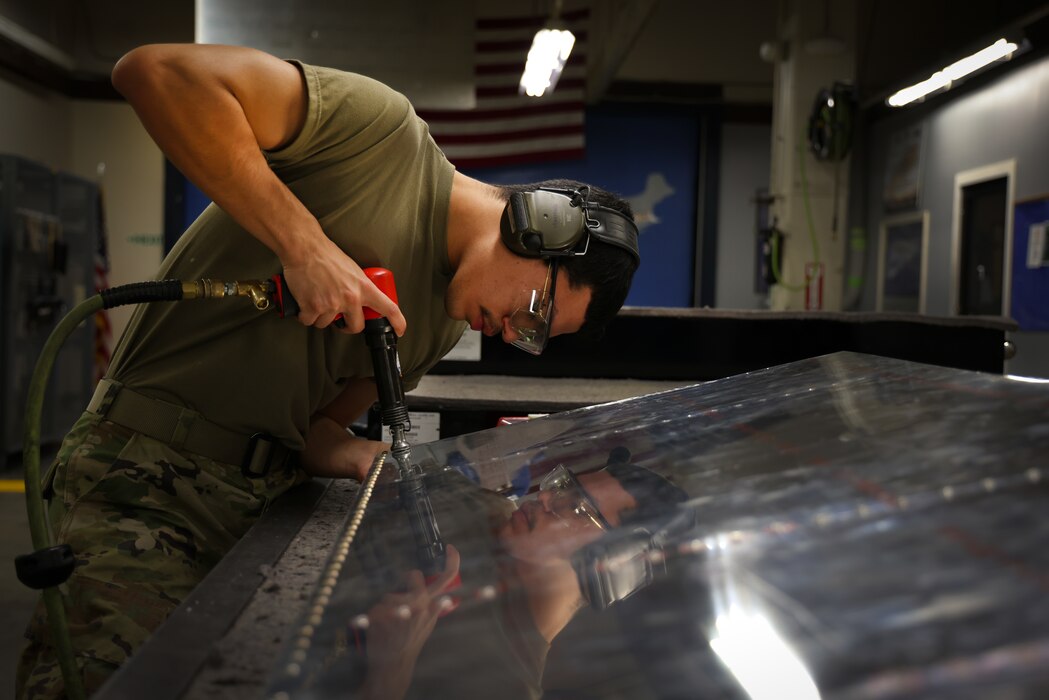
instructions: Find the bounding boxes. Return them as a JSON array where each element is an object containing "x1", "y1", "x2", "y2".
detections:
[{"x1": 96, "y1": 351, "x2": 1049, "y2": 699}]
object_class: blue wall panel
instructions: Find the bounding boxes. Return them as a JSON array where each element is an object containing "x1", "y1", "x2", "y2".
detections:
[
  {"x1": 1012, "y1": 198, "x2": 1049, "y2": 331},
  {"x1": 184, "y1": 179, "x2": 210, "y2": 230},
  {"x1": 464, "y1": 107, "x2": 699, "y2": 307}
]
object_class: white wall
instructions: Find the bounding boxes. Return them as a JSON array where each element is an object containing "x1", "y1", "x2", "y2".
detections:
[
  {"x1": 860, "y1": 52, "x2": 1049, "y2": 378},
  {"x1": 70, "y1": 100, "x2": 165, "y2": 340},
  {"x1": 1, "y1": 67, "x2": 164, "y2": 343},
  {"x1": 0, "y1": 77, "x2": 72, "y2": 168},
  {"x1": 715, "y1": 123, "x2": 771, "y2": 309}
]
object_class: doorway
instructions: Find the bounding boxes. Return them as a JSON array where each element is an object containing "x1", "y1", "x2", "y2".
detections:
[{"x1": 952, "y1": 161, "x2": 1015, "y2": 316}]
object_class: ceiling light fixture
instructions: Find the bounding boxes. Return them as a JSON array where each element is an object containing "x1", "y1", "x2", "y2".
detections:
[
  {"x1": 519, "y1": 1, "x2": 575, "y2": 98},
  {"x1": 887, "y1": 38, "x2": 1020, "y2": 107}
]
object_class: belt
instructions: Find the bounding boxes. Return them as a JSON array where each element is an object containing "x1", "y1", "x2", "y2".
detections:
[{"x1": 86, "y1": 378, "x2": 294, "y2": 478}]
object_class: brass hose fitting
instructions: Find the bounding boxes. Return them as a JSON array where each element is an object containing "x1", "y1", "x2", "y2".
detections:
[{"x1": 181, "y1": 279, "x2": 273, "y2": 311}]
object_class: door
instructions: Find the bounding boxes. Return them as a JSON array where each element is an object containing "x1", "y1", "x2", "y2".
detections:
[
  {"x1": 958, "y1": 177, "x2": 1007, "y2": 315},
  {"x1": 952, "y1": 161, "x2": 1015, "y2": 317}
]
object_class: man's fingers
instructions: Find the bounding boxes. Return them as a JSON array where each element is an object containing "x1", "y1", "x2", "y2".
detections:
[
  {"x1": 281, "y1": 260, "x2": 407, "y2": 336},
  {"x1": 427, "y1": 545, "x2": 461, "y2": 595},
  {"x1": 404, "y1": 570, "x2": 426, "y2": 594},
  {"x1": 296, "y1": 308, "x2": 319, "y2": 326},
  {"x1": 335, "y1": 309, "x2": 365, "y2": 334},
  {"x1": 389, "y1": 307, "x2": 407, "y2": 337},
  {"x1": 365, "y1": 294, "x2": 406, "y2": 337},
  {"x1": 311, "y1": 312, "x2": 346, "y2": 329}
]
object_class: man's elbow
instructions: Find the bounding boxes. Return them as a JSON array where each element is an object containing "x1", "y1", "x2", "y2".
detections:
[{"x1": 111, "y1": 44, "x2": 173, "y2": 100}]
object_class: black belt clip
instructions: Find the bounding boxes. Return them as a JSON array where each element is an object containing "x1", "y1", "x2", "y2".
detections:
[{"x1": 242, "y1": 433, "x2": 284, "y2": 479}]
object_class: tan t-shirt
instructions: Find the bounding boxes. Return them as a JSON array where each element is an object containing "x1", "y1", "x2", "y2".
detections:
[{"x1": 107, "y1": 62, "x2": 466, "y2": 449}]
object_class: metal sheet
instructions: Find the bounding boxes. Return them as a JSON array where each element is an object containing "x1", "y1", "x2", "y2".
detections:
[{"x1": 266, "y1": 351, "x2": 1049, "y2": 699}]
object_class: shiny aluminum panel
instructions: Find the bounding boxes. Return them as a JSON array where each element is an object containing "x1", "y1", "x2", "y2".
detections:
[{"x1": 267, "y1": 352, "x2": 1049, "y2": 699}]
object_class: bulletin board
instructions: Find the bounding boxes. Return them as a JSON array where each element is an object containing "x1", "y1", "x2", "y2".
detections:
[
  {"x1": 882, "y1": 122, "x2": 925, "y2": 212},
  {"x1": 1011, "y1": 196, "x2": 1049, "y2": 330}
]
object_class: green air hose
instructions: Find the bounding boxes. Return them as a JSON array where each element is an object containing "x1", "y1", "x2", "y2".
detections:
[
  {"x1": 18, "y1": 278, "x2": 276, "y2": 699},
  {"x1": 770, "y1": 131, "x2": 826, "y2": 294},
  {"x1": 21, "y1": 296, "x2": 103, "y2": 700}
]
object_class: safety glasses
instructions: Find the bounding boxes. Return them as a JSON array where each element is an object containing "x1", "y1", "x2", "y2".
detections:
[
  {"x1": 509, "y1": 258, "x2": 559, "y2": 355},
  {"x1": 539, "y1": 463, "x2": 610, "y2": 530}
]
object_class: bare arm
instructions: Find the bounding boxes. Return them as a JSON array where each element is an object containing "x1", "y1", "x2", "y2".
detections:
[
  {"x1": 111, "y1": 43, "x2": 405, "y2": 334},
  {"x1": 301, "y1": 378, "x2": 387, "y2": 480}
]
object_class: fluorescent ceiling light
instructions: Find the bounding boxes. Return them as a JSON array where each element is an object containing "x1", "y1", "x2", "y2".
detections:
[
  {"x1": 887, "y1": 38, "x2": 1019, "y2": 107},
  {"x1": 519, "y1": 27, "x2": 576, "y2": 98},
  {"x1": 1005, "y1": 374, "x2": 1049, "y2": 384}
]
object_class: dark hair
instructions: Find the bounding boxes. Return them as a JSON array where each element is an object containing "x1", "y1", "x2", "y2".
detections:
[
  {"x1": 498, "y1": 179, "x2": 638, "y2": 339},
  {"x1": 602, "y1": 447, "x2": 687, "y2": 527}
]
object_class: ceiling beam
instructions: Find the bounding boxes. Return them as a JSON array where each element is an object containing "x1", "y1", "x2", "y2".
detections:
[{"x1": 0, "y1": 12, "x2": 118, "y2": 99}]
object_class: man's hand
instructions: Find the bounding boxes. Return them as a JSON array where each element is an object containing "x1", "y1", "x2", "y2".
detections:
[
  {"x1": 301, "y1": 414, "x2": 386, "y2": 481},
  {"x1": 360, "y1": 546, "x2": 461, "y2": 699},
  {"x1": 301, "y1": 379, "x2": 396, "y2": 481},
  {"x1": 281, "y1": 240, "x2": 406, "y2": 335}
]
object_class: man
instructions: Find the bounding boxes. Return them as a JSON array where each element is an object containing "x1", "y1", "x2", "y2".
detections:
[
  {"x1": 18, "y1": 43, "x2": 638, "y2": 698},
  {"x1": 327, "y1": 453, "x2": 687, "y2": 700}
]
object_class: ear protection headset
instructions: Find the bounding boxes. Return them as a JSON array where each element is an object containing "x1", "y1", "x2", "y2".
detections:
[
  {"x1": 500, "y1": 186, "x2": 640, "y2": 264},
  {"x1": 572, "y1": 526, "x2": 661, "y2": 610},
  {"x1": 572, "y1": 507, "x2": 697, "y2": 610}
]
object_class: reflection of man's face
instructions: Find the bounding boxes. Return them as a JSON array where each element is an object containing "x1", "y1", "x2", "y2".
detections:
[{"x1": 497, "y1": 470, "x2": 638, "y2": 565}]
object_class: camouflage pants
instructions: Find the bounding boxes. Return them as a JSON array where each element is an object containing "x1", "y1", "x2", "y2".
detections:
[{"x1": 17, "y1": 412, "x2": 304, "y2": 699}]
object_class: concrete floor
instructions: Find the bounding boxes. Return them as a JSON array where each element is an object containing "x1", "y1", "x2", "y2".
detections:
[{"x1": 0, "y1": 462, "x2": 41, "y2": 697}]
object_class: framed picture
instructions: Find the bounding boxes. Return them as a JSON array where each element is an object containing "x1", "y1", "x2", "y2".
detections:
[
  {"x1": 877, "y1": 211, "x2": 929, "y2": 313},
  {"x1": 882, "y1": 123, "x2": 925, "y2": 212}
]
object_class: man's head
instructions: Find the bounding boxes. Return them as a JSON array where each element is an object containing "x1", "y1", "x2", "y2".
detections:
[
  {"x1": 497, "y1": 452, "x2": 686, "y2": 566},
  {"x1": 497, "y1": 179, "x2": 639, "y2": 342},
  {"x1": 496, "y1": 453, "x2": 686, "y2": 638},
  {"x1": 571, "y1": 453, "x2": 689, "y2": 610},
  {"x1": 444, "y1": 175, "x2": 637, "y2": 353}
]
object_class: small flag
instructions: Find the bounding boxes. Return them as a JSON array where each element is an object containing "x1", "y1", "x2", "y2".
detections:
[{"x1": 93, "y1": 187, "x2": 112, "y2": 384}]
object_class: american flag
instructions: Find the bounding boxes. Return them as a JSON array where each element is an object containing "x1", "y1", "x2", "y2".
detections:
[
  {"x1": 93, "y1": 187, "x2": 112, "y2": 384},
  {"x1": 419, "y1": 8, "x2": 589, "y2": 170}
]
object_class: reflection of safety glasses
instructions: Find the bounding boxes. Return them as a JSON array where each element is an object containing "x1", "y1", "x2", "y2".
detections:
[
  {"x1": 509, "y1": 258, "x2": 559, "y2": 355},
  {"x1": 539, "y1": 463, "x2": 610, "y2": 530}
]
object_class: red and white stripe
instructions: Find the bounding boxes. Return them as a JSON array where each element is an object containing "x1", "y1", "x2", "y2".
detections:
[
  {"x1": 419, "y1": 9, "x2": 589, "y2": 170},
  {"x1": 94, "y1": 188, "x2": 112, "y2": 383}
]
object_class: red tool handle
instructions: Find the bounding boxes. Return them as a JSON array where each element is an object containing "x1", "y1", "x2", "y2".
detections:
[
  {"x1": 363, "y1": 267, "x2": 398, "y2": 320},
  {"x1": 273, "y1": 268, "x2": 397, "y2": 327},
  {"x1": 271, "y1": 273, "x2": 347, "y2": 328},
  {"x1": 270, "y1": 273, "x2": 296, "y2": 319}
]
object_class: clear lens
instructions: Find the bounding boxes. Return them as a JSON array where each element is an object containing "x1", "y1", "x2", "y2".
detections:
[
  {"x1": 539, "y1": 464, "x2": 572, "y2": 492},
  {"x1": 509, "y1": 295, "x2": 553, "y2": 356},
  {"x1": 539, "y1": 464, "x2": 608, "y2": 530},
  {"x1": 510, "y1": 260, "x2": 557, "y2": 355}
]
